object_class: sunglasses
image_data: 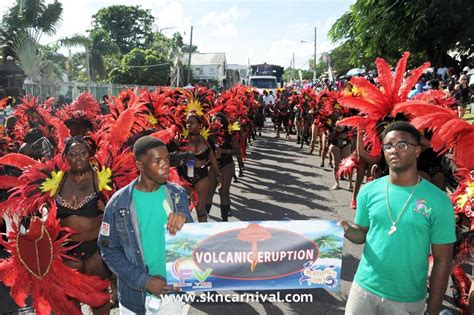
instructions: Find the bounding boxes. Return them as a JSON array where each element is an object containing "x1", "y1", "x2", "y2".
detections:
[{"x1": 382, "y1": 141, "x2": 418, "y2": 152}]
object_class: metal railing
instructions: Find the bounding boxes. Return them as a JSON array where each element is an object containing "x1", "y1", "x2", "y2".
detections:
[{"x1": 23, "y1": 82, "x2": 158, "y2": 101}]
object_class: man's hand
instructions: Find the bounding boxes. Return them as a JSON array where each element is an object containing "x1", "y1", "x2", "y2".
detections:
[
  {"x1": 337, "y1": 219, "x2": 350, "y2": 233},
  {"x1": 337, "y1": 219, "x2": 368, "y2": 244},
  {"x1": 145, "y1": 276, "x2": 174, "y2": 296},
  {"x1": 167, "y1": 212, "x2": 187, "y2": 236}
]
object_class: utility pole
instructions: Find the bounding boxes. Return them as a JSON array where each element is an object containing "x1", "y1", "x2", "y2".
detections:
[
  {"x1": 290, "y1": 53, "x2": 294, "y2": 82},
  {"x1": 85, "y1": 47, "x2": 91, "y2": 85},
  {"x1": 313, "y1": 26, "x2": 317, "y2": 83},
  {"x1": 187, "y1": 26, "x2": 193, "y2": 85}
]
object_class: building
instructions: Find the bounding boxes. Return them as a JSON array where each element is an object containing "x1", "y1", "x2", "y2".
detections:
[
  {"x1": 183, "y1": 53, "x2": 227, "y2": 84},
  {"x1": 227, "y1": 64, "x2": 249, "y2": 85}
]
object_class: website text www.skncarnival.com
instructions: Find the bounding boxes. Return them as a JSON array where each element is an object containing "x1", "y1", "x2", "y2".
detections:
[{"x1": 164, "y1": 291, "x2": 314, "y2": 304}]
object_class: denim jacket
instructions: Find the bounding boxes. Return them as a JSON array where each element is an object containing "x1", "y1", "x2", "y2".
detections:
[{"x1": 98, "y1": 178, "x2": 193, "y2": 314}]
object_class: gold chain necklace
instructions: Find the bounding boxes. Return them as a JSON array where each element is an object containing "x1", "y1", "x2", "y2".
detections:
[{"x1": 385, "y1": 176, "x2": 421, "y2": 235}]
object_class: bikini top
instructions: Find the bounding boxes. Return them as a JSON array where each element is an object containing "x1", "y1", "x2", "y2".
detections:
[
  {"x1": 55, "y1": 173, "x2": 103, "y2": 219},
  {"x1": 194, "y1": 144, "x2": 210, "y2": 161}
]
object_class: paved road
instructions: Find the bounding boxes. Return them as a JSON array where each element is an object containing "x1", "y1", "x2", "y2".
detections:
[
  {"x1": 0, "y1": 125, "x2": 462, "y2": 314},
  {"x1": 186, "y1": 125, "x2": 461, "y2": 315}
]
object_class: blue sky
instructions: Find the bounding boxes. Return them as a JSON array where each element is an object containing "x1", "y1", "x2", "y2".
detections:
[{"x1": 2, "y1": 0, "x2": 355, "y2": 69}]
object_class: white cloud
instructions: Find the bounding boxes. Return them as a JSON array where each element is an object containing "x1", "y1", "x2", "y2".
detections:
[
  {"x1": 197, "y1": 6, "x2": 248, "y2": 39},
  {"x1": 198, "y1": 6, "x2": 247, "y2": 27},
  {"x1": 214, "y1": 23, "x2": 238, "y2": 38}
]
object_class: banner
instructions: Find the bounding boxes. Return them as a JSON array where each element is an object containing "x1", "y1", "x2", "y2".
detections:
[{"x1": 165, "y1": 220, "x2": 344, "y2": 292}]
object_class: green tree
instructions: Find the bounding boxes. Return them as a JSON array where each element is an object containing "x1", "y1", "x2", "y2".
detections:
[
  {"x1": 325, "y1": 43, "x2": 356, "y2": 77},
  {"x1": 313, "y1": 235, "x2": 340, "y2": 250},
  {"x1": 328, "y1": 0, "x2": 474, "y2": 67},
  {"x1": 283, "y1": 67, "x2": 313, "y2": 82},
  {"x1": 61, "y1": 31, "x2": 120, "y2": 82},
  {"x1": 319, "y1": 247, "x2": 343, "y2": 259},
  {"x1": 108, "y1": 48, "x2": 170, "y2": 85},
  {"x1": 0, "y1": 0, "x2": 62, "y2": 61},
  {"x1": 91, "y1": 5, "x2": 155, "y2": 54}
]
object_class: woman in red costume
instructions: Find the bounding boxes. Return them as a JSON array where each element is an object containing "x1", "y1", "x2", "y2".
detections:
[
  {"x1": 55, "y1": 136, "x2": 111, "y2": 314},
  {"x1": 180, "y1": 113, "x2": 221, "y2": 222}
]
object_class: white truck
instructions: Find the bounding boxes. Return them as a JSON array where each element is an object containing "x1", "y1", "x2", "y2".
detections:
[{"x1": 248, "y1": 75, "x2": 278, "y2": 95}]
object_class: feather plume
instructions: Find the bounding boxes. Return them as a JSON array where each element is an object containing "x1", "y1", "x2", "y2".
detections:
[{"x1": 0, "y1": 153, "x2": 39, "y2": 169}]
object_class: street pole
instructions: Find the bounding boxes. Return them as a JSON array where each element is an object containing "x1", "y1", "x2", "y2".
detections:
[
  {"x1": 85, "y1": 47, "x2": 91, "y2": 86},
  {"x1": 292, "y1": 52, "x2": 295, "y2": 83},
  {"x1": 313, "y1": 26, "x2": 317, "y2": 83},
  {"x1": 187, "y1": 26, "x2": 193, "y2": 85}
]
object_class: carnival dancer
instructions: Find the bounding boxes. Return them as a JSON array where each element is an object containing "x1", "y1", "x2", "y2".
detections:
[
  {"x1": 340, "y1": 121, "x2": 455, "y2": 314},
  {"x1": 98, "y1": 136, "x2": 192, "y2": 315},
  {"x1": 180, "y1": 113, "x2": 221, "y2": 222},
  {"x1": 206, "y1": 112, "x2": 240, "y2": 221},
  {"x1": 255, "y1": 94, "x2": 265, "y2": 136},
  {"x1": 55, "y1": 135, "x2": 112, "y2": 314},
  {"x1": 328, "y1": 124, "x2": 353, "y2": 190}
]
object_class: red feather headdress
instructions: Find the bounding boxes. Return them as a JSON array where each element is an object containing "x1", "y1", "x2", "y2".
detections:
[{"x1": 337, "y1": 51, "x2": 430, "y2": 157}]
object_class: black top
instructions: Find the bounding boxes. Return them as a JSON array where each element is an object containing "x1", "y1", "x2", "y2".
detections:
[{"x1": 55, "y1": 173, "x2": 102, "y2": 219}]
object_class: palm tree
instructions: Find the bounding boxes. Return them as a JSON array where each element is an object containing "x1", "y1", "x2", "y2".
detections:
[
  {"x1": 1, "y1": 0, "x2": 63, "y2": 61},
  {"x1": 60, "y1": 35, "x2": 92, "y2": 83},
  {"x1": 319, "y1": 247, "x2": 343, "y2": 259},
  {"x1": 313, "y1": 235, "x2": 340, "y2": 250},
  {"x1": 170, "y1": 239, "x2": 198, "y2": 252},
  {"x1": 2, "y1": 0, "x2": 63, "y2": 87},
  {"x1": 165, "y1": 239, "x2": 198, "y2": 261}
]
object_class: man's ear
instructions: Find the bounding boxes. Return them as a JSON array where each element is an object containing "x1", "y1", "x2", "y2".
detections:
[
  {"x1": 415, "y1": 145, "x2": 421, "y2": 158},
  {"x1": 135, "y1": 159, "x2": 144, "y2": 172}
]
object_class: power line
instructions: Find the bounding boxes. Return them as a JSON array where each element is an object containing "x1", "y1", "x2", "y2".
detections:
[{"x1": 123, "y1": 62, "x2": 170, "y2": 69}]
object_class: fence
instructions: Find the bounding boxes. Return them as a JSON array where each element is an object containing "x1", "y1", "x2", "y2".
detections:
[{"x1": 23, "y1": 82, "x2": 158, "y2": 102}]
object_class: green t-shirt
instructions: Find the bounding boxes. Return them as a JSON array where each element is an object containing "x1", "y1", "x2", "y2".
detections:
[
  {"x1": 354, "y1": 176, "x2": 456, "y2": 302},
  {"x1": 133, "y1": 187, "x2": 168, "y2": 282}
]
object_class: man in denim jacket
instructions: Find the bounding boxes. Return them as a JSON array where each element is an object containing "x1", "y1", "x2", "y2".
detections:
[{"x1": 98, "y1": 136, "x2": 193, "y2": 314}]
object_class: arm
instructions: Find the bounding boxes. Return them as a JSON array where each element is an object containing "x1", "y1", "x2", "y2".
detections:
[
  {"x1": 356, "y1": 130, "x2": 381, "y2": 164},
  {"x1": 219, "y1": 137, "x2": 240, "y2": 156},
  {"x1": 338, "y1": 183, "x2": 370, "y2": 244},
  {"x1": 426, "y1": 243, "x2": 453, "y2": 314},
  {"x1": 98, "y1": 201, "x2": 151, "y2": 292},
  {"x1": 206, "y1": 140, "x2": 221, "y2": 176},
  {"x1": 338, "y1": 221, "x2": 369, "y2": 244}
]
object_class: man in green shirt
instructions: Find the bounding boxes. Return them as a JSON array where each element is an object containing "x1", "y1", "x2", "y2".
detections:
[
  {"x1": 339, "y1": 121, "x2": 455, "y2": 314},
  {"x1": 99, "y1": 136, "x2": 192, "y2": 314}
]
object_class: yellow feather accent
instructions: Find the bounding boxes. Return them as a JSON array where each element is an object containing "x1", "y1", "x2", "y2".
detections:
[
  {"x1": 466, "y1": 182, "x2": 474, "y2": 197},
  {"x1": 457, "y1": 194, "x2": 469, "y2": 210},
  {"x1": 40, "y1": 171, "x2": 64, "y2": 197},
  {"x1": 97, "y1": 166, "x2": 112, "y2": 191},
  {"x1": 146, "y1": 114, "x2": 157, "y2": 125},
  {"x1": 186, "y1": 100, "x2": 203, "y2": 116},
  {"x1": 200, "y1": 128, "x2": 210, "y2": 140},
  {"x1": 228, "y1": 122, "x2": 241, "y2": 132},
  {"x1": 181, "y1": 129, "x2": 189, "y2": 138}
]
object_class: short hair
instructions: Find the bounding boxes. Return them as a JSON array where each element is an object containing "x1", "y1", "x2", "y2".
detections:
[
  {"x1": 428, "y1": 79, "x2": 439, "y2": 89},
  {"x1": 212, "y1": 112, "x2": 229, "y2": 130},
  {"x1": 133, "y1": 136, "x2": 165, "y2": 159},
  {"x1": 186, "y1": 113, "x2": 202, "y2": 124},
  {"x1": 381, "y1": 121, "x2": 421, "y2": 144}
]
